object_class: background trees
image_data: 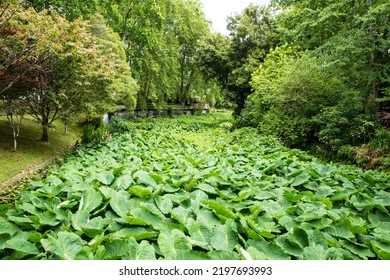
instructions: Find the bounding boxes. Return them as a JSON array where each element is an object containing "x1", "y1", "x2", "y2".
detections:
[
  {"x1": 239, "y1": 0, "x2": 390, "y2": 166},
  {"x1": 1, "y1": 5, "x2": 137, "y2": 143}
]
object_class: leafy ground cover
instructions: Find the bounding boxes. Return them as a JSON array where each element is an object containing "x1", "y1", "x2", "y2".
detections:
[{"x1": 0, "y1": 112, "x2": 389, "y2": 260}]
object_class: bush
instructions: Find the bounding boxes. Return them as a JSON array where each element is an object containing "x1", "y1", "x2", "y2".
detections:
[
  {"x1": 108, "y1": 117, "x2": 134, "y2": 134},
  {"x1": 81, "y1": 124, "x2": 110, "y2": 144}
]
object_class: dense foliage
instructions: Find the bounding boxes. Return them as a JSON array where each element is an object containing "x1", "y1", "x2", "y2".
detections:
[
  {"x1": 0, "y1": 1, "x2": 137, "y2": 144},
  {"x1": 233, "y1": 0, "x2": 389, "y2": 167},
  {"x1": 1, "y1": 114, "x2": 389, "y2": 260}
]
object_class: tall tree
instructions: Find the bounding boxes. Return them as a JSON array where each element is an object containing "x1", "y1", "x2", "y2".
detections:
[
  {"x1": 272, "y1": 0, "x2": 390, "y2": 111},
  {"x1": 226, "y1": 4, "x2": 279, "y2": 116}
]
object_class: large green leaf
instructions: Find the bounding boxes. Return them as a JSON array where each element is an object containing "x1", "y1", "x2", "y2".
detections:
[
  {"x1": 207, "y1": 250, "x2": 240, "y2": 260},
  {"x1": 110, "y1": 227, "x2": 158, "y2": 241},
  {"x1": 112, "y1": 174, "x2": 134, "y2": 190},
  {"x1": 129, "y1": 186, "x2": 153, "y2": 198},
  {"x1": 105, "y1": 239, "x2": 128, "y2": 258},
  {"x1": 79, "y1": 189, "x2": 103, "y2": 213},
  {"x1": 247, "y1": 239, "x2": 291, "y2": 260},
  {"x1": 41, "y1": 232, "x2": 85, "y2": 260},
  {"x1": 71, "y1": 210, "x2": 89, "y2": 231},
  {"x1": 133, "y1": 170, "x2": 157, "y2": 188},
  {"x1": 158, "y1": 229, "x2": 192, "y2": 259},
  {"x1": 210, "y1": 219, "x2": 237, "y2": 251},
  {"x1": 126, "y1": 237, "x2": 156, "y2": 260},
  {"x1": 154, "y1": 196, "x2": 174, "y2": 215},
  {"x1": 0, "y1": 218, "x2": 20, "y2": 236},
  {"x1": 100, "y1": 187, "x2": 131, "y2": 219},
  {"x1": 324, "y1": 226, "x2": 355, "y2": 240},
  {"x1": 96, "y1": 171, "x2": 115, "y2": 185},
  {"x1": 187, "y1": 217, "x2": 213, "y2": 244},
  {"x1": 202, "y1": 200, "x2": 237, "y2": 221},
  {"x1": 302, "y1": 245, "x2": 330, "y2": 260},
  {"x1": 291, "y1": 172, "x2": 310, "y2": 187},
  {"x1": 4, "y1": 239, "x2": 39, "y2": 255},
  {"x1": 371, "y1": 240, "x2": 390, "y2": 260},
  {"x1": 275, "y1": 235, "x2": 303, "y2": 258},
  {"x1": 340, "y1": 240, "x2": 375, "y2": 260},
  {"x1": 83, "y1": 217, "x2": 106, "y2": 238},
  {"x1": 130, "y1": 208, "x2": 164, "y2": 229}
]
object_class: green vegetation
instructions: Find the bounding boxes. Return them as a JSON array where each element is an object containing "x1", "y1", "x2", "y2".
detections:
[
  {"x1": 0, "y1": 113, "x2": 389, "y2": 260},
  {"x1": 0, "y1": 0, "x2": 389, "y2": 262},
  {"x1": 197, "y1": 1, "x2": 390, "y2": 169}
]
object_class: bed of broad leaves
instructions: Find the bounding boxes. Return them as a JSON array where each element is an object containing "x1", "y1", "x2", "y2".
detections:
[{"x1": 1, "y1": 113, "x2": 389, "y2": 260}]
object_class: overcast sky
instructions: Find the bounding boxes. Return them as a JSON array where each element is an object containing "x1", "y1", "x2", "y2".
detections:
[{"x1": 199, "y1": 0, "x2": 271, "y2": 35}]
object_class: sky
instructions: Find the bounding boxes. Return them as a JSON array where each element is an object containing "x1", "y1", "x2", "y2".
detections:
[{"x1": 199, "y1": 0, "x2": 271, "y2": 35}]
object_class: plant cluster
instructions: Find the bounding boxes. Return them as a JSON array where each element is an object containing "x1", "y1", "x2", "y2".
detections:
[{"x1": 0, "y1": 115, "x2": 389, "y2": 260}]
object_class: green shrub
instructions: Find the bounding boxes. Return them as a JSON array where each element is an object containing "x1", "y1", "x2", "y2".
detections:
[
  {"x1": 368, "y1": 129, "x2": 390, "y2": 150},
  {"x1": 82, "y1": 124, "x2": 110, "y2": 144},
  {"x1": 108, "y1": 117, "x2": 135, "y2": 134}
]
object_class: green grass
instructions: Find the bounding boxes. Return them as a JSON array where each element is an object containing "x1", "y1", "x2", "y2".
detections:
[{"x1": 0, "y1": 116, "x2": 81, "y2": 184}]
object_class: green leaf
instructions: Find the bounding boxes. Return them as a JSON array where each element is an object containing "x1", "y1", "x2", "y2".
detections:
[
  {"x1": 247, "y1": 239, "x2": 291, "y2": 260},
  {"x1": 110, "y1": 227, "x2": 158, "y2": 241},
  {"x1": 210, "y1": 219, "x2": 237, "y2": 251},
  {"x1": 126, "y1": 237, "x2": 156, "y2": 260},
  {"x1": 100, "y1": 188, "x2": 131, "y2": 219},
  {"x1": 129, "y1": 186, "x2": 153, "y2": 198},
  {"x1": 340, "y1": 240, "x2": 375, "y2": 260},
  {"x1": 158, "y1": 229, "x2": 192, "y2": 259},
  {"x1": 131, "y1": 208, "x2": 164, "y2": 229},
  {"x1": 96, "y1": 171, "x2": 115, "y2": 185},
  {"x1": 105, "y1": 239, "x2": 128, "y2": 258},
  {"x1": 324, "y1": 226, "x2": 355, "y2": 240},
  {"x1": 303, "y1": 245, "x2": 330, "y2": 260},
  {"x1": 0, "y1": 218, "x2": 20, "y2": 236},
  {"x1": 71, "y1": 210, "x2": 89, "y2": 231},
  {"x1": 291, "y1": 172, "x2": 310, "y2": 187},
  {"x1": 371, "y1": 240, "x2": 390, "y2": 260},
  {"x1": 41, "y1": 232, "x2": 84, "y2": 260},
  {"x1": 288, "y1": 228, "x2": 309, "y2": 249},
  {"x1": 196, "y1": 183, "x2": 217, "y2": 194},
  {"x1": 79, "y1": 189, "x2": 103, "y2": 213},
  {"x1": 4, "y1": 239, "x2": 40, "y2": 255},
  {"x1": 83, "y1": 217, "x2": 106, "y2": 238},
  {"x1": 246, "y1": 246, "x2": 267, "y2": 260},
  {"x1": 171, "y1": 250, "x2": 211, "y2": 260},
  {"x1": 262, "y1": 200, "x2": 286, "y2": 219},
  {"x1": 112, "y1": 174, "x2": 134, "y2": 190},
  {"x1": 243, "y1": 217, "x2": 276, "y2": 239},
  {"x1": 276, "y1": 235, "x2": 303, "y2": 258},
  {"x1": 36, "y1": 211, "x2": 60, "y2": 226},
  {"x1": 134, "y1": 170, "x2": 157, "y2": 188},
  {"x1": 154, "y1": 196, "x2": 174, "y2": 214},
  {"x1": 207, "y1": 250, "x2": 240, "y2": 260},
  {"x1": 187, "y1": 217, "x2": 213, "y2": 244},
  {"x1": 169, "y1": 206, "x2": 191, "y2": 227},
  {"x1": 202, "y1": 200, "x2": 237, "y2": 221}
]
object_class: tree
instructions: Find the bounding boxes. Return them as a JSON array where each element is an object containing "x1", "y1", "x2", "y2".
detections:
[
  {"x1": 1, "y1": 7, "x2": 137, "y2": 142},
  {"x1": 0, "y1": 93, "x2": 26, "y2": 151},
  {"x1": 272, "y1": 0, "x2": 390, "y2": 112},
  {"x1": 247, "y1": 46, "x2": 365, "y2": 149},
  {"x1": 226, "y1": 4, "x2": 279, "y2": 116}
]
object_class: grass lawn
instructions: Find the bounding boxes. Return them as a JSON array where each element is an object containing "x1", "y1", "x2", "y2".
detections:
[{"x1": 0, "y1": 115, "x2": 81, "y2": 185}]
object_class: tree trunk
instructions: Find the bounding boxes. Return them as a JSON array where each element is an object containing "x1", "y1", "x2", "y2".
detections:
[
  {"x1": 64, "y1": 118, "x2": 68, "y2": 135},
  {"x1": 41, "y1": 116, "x2": 49, "y2": 142},
  {"x1": 12, "y1": 129, "x2": 17, "y2": 152}
]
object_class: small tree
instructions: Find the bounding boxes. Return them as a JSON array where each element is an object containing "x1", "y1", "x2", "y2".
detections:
[{"x1": 0, "y1": 94, "x2": 26, "y2": 151}]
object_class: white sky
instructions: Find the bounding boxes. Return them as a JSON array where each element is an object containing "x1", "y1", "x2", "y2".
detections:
[{"x1": 199, "y1": 0, "x2": 271, "y2": 35}]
